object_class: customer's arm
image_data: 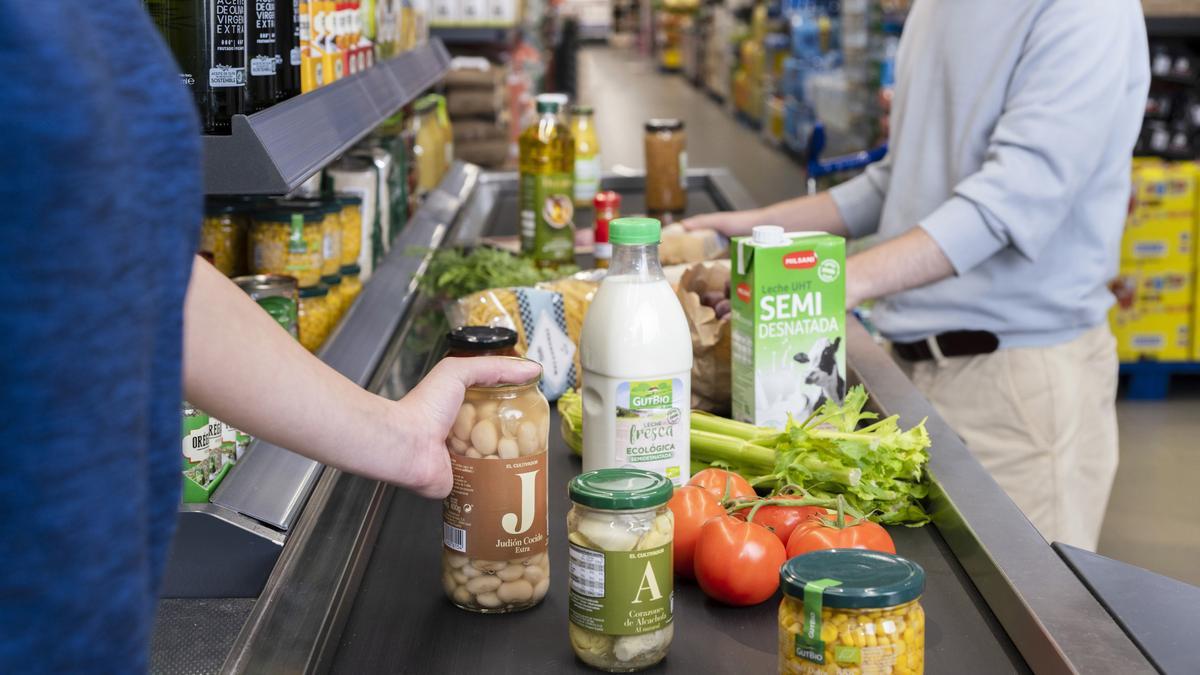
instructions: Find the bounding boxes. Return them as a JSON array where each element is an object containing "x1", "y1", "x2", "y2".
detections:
[
  {"x1": 681, "y1": 151, "x2": 893, "y2": 238},
  {"x1": 680, "y1": 191, "x2": 851, "y2": 237},
  {"x1": 181, "y1": 259, "x2": 539, "y2": 498}
]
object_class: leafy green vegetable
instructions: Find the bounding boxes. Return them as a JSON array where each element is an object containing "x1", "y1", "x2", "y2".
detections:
[
  {"x1": 414, "y1": 245, "x2": 578, "y2": 300},
  {"x1": 763, "y1": 387, "x2": 931, "y2": 525},
  {"x1": 556, "y1": 386, "x2": 932, "y2": 526}
]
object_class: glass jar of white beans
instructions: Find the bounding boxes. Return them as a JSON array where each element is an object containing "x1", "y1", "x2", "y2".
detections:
[{"x1": 441, "y1": 358, "x2": 550, "y2": 613}]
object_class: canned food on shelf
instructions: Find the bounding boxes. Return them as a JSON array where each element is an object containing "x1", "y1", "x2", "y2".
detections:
[
  {"x1": 298, "y1": 283, "x2": 333, "y2": 352},
  {"x1": 250, "y1": 205, "x2": 324, "y2": 288},
  {"x1": 233, "y1": 274, "x2": 301, "y2": 339},
  {"x1": 201, "y1": 201, "x2": 248, "y2": 277}
]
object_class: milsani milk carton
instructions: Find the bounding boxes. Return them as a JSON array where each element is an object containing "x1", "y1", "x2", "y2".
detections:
[{"x1": 731, "y1": 226, "x2": 846, "y2": 429}]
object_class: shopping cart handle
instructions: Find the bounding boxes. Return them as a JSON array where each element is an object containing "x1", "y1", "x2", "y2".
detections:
[{"x1": 807, "y1": 123, "x2": 888, "y2": 179}]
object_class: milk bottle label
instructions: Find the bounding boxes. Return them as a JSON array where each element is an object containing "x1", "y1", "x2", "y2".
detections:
[{"x1": 613, "y1": 378, "x2": 688, "y2": 483}]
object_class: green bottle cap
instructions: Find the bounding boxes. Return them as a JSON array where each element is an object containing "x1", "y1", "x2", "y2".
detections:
[
  {"x1": 609, "y1": 217, "x2": 662, "y2": 245},
  {"x1": 568, "y1": 468, "x2": 673, "y2": 511},
  {"x1": 536, "y1": 100, "x2": 559, "y2": 114},
  {"x1": 780, "y1": 550, "x2": 925, "y2": 609}
]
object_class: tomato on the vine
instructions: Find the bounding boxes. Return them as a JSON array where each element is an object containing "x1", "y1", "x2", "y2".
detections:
[
  {"x1": 689, "y1": 468, "x2": 757, "y2": 501},
  {"x1": 785, "y1": 512, "x2": 896, "y2": 558},
  {"x1": 734, "y1": 503, "x2": 825, "y2": 545},
  {"x1": 693, "y1": 515, "x2": 787, "y2": 606},
  {"x1": 667, "y1": 485, "x2": 725, "y2": 578}
]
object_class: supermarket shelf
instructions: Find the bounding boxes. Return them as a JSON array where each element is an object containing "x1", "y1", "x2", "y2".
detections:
[
  {"x1": 1145, "y1": 15, "x2": 1200, "y2": 38},
  {"x1": 1119, "y1": 360, "x2": 1200, "y2": 400},
  {"x1": 158, "y1": 165, "x2": 481, "y2": 602},
  {"x1": 203, "y1": 40, "x2": 451, "y2": 195},
  {"x1": 429, "y1": 24, "x2": 517, "y2": 45}
]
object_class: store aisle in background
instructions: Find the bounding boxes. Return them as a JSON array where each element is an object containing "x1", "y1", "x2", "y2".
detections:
[
  {"x1": 576, "y1": 44, "x2": 1200, "y2": 586},
  {"x1": 577, "y1": 46, "x2": 804, "y2": 206}
]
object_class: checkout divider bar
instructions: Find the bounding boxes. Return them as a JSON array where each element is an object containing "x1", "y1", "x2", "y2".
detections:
[{"x1": 845, "y1": 319, "x2": 1153, "y2": 674}]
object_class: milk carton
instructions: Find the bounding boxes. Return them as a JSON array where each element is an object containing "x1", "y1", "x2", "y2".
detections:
[{"x1": 731, "y1": 226, "x2": 846, "y2": 428}]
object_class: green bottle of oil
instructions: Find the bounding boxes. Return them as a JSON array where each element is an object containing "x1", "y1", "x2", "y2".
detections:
[{"x1": 519, "y1": 99, "x2": 576, "y2": 267}]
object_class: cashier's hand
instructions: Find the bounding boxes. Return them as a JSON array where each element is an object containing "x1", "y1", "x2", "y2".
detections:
[
  {"x1": 394, "y1": 357, "x2": 543, "y2": 499},
  {"x1": 679, "y1": 209, "x2": 761, "y2": 238}
]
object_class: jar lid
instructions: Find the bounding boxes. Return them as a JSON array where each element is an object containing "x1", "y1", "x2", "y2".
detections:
[
  {"x1": 645, "y1": 118, "x2": 684, "y2": 132},
  {"x1": 258, "y1": 206, "x2": 323, "y2": 223},
  {"x1": 447, "y1": 326, "x2": 518, "y2": 351},
  {"x1": 233, "y1": 274, "x2": 299, "y2": 294},
  {"x1": 780, "y1": 550, "x2": 925, "y2": 609},
  {"x1": 594, "y1": 190, "x2": 621, "y2": 208},
  {"x1": 205, "y1": 200, "x2": 242, "y2": 216},
  {"x1": 321, "y1": 274, "x2": 342, "y2": 285},
  {"x1": 336, "y1": 193, "x2": 364, "y2": 205},
  {"x1": 299, "y1": 284, "x2": 329, "y2": 298},
  {"x1": 610, "y1": 217, "x2": 661, "y2": 245},
  {"x1": 536, "y1": 100, "x2": 560, "y2": 114},
  {"x1": 340, "y1": 264, "x2": 362, "y2": 276},
  {"x1": 569, "y1": 469, "x2": 674, "y2": 511},
  {"x1": 571, "y1": 104, "x2": 593, "y2": 115}
]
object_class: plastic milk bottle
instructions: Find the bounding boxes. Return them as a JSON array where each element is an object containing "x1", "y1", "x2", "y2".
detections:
[{"x1": 580, "y1": 218, "x2": 693, "y2": 485}]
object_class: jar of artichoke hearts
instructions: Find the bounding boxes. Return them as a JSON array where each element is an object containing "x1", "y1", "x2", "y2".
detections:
[
  {"x1": 442, "y1": 358, "x2": 550, "y2": 613},
  {"x1": 567, "y1": 469, "x2": 675, "y2": 672},
  {"x1": 779, "y1": 550, "x2": 926, "y2": 675}
]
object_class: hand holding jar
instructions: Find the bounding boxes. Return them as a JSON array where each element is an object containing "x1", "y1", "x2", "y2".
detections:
[{"x1": 439, "y1": 329, "x2": 551, "y2": 613}]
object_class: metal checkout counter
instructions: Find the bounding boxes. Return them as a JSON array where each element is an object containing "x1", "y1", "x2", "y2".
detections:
[{"x1": 152, "y1": 163, "x2": 1194, "y2": 674}]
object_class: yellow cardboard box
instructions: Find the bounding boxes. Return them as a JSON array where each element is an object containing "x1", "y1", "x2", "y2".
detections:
[
  {"x1": 1131, "y1": 162, "x2": 1196, "y2": 219},
  {"x1": 1111, "y1": 262, "x2": 1194, "y2": 310},
  {"x1": 1112, "y1": 307, "x2": 1191, "y2": 362},
  {"x1": 1120, "y1": 215, "x2": 1193, "y2": 263}
]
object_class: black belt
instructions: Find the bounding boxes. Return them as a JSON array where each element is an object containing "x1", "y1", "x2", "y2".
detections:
[{"x1": 892, "y1": 330, "x2": 1000, "y2": 362}]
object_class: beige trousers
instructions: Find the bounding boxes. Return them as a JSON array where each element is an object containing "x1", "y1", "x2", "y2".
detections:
[{"x1": 894, "y1": 324, "x2": 1120, "y2": 550}]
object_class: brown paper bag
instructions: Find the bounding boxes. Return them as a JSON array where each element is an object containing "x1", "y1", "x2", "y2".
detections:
[{"x1": 676, "y1": 262, "x2": 732, "y2": 413}]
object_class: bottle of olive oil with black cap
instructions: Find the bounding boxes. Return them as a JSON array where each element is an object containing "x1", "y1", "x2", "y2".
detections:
[
  {"x1": 276, "y1": 0, "x2": 302, "y2": 100},
  {"x1": 246, "y1": 0, "x2": 279, "y2": 112},
  {"x1": 145, "y1": 0, "x2": 247, "y2": 134}
]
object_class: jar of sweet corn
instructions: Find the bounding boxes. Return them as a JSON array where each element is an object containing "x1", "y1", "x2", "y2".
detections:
[
  {"x1": 322, "y1": 273, "x2": 344, "y2": 325},
  {"x1": 298, "y1": 284, "x2": 332, "y2": 352},
  {"x1": 339, "y1": 264, "x2": 362, "y2": 307},
  {"x1": 337, "y1": 194, "x2": 364, "y2": 267},
  {"x1": 319, "y1": 201, "x2": 343, "y2": 276},
  {"x1": 567, "y1": 469, "x2": 675, "y2": 672},
  {"x1": 779, "y1": 550, "x2": 925, "y2": 675},
  {"x1": 251, "y1": 207, "x2": 324, "y2": 288},
  {"x1": 200, "y1": 201, "x2": 248, "y2": 276}
]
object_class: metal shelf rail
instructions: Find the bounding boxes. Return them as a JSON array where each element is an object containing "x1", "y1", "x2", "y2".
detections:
[{"x1": 203, "y1": 40, "x2": 451, "y2": 195}]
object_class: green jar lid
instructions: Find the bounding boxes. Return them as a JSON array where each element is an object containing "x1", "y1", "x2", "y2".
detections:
[
  {"x1": 340, "y1": 264, "x2": 361, "y2": 276},
  {"x1": 536, "y1": 100, "x2": 560, "y2": 114},
  {"x1": 780, "y1": 550, "x2": 925, "y2": 609},
  {"x1": 299, "y1": 284, "x2": 329, "y2": 298},
  {"x1": 610, "y1": 217, "x2": 662, "y2": 245},
  {"x1": 335, "y1": 193, "x2": 364, "y2": 205},
  {"x1": 321, "y1": 274, "x2": 341, "y2": 286},
  {"x1": 569, "y1": 469, "x2": 673, "y2": 511}
]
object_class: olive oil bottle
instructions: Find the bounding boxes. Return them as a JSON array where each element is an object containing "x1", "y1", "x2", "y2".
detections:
[
  {"x1": 246, "y1": 0, "x2": 279, "y2": 112},
  {"x1": 519, "y1": 99, "x2": 575, "y2": 267},
  {"x1": 146, "y1": 0, "x2": 247, "y2": 134}
]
